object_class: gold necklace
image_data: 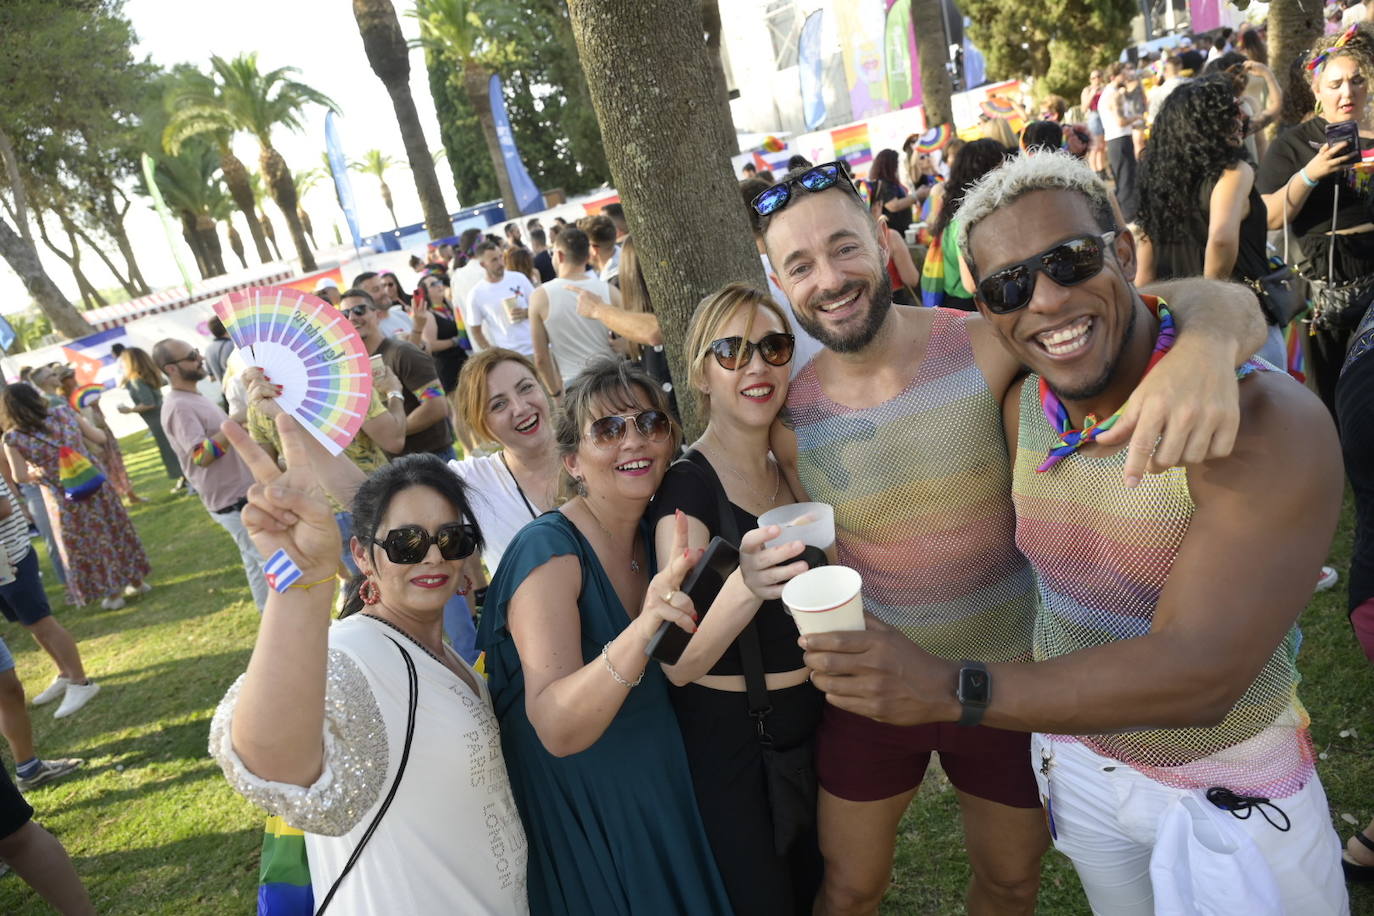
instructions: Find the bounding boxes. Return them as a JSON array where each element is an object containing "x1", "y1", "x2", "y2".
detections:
[
  {"x1": 580, "y1": 501, "x2": 642, "y2": 574},
  {"x1": 705, "y1": 432, "x2": 781, "y2": 505}
]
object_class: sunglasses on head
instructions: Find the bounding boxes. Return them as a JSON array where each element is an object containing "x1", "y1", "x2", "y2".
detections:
[
  {"x1": 341, "y1": 304, "x2": 371, "y2": 317},
  {"x1": 751, "y1": 161, "x2": 862, "y2": 217},
  {"x1": 587, "y1": 409, "x2": 671, "y2": 449},
  {"x1": 706, "y1": 332, "x2": 795, "y2": 370},
  {"x1": 367, "y1": 522, "x2": 477, "y2": 565},
  {"x1": 974, "y1": 232, "x2": 1117, "y2": 314}
]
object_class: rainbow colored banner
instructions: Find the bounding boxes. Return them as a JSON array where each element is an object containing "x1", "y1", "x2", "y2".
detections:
[
  {"x1": 831, "y1": 123, "x2": 873, "y2": 167},
  {"x1": 258, "y1": 815, "x2": 313, "y2": 915}
]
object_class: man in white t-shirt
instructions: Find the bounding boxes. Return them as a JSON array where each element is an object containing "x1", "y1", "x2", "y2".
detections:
[
  {"x1": 464, "y1": 241, "x2": 535, "y2": 355},
  {"x1": 1099, "y1": 62, "x2": 1142, "y2": 223}
]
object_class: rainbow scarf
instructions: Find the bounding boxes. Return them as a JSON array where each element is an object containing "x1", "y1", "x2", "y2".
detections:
[
  {"x1": 920, "y1": 232, "x2": 946, "y2": 308},
  {"x1": 58, "y1": 446, "x2": 105, "y2": 501},
  {"x1": 258, "y1": 815, "x2": 313, "y2": 915},
  {"x1": 1037, "y1": 298, "x2": 1178, "y2": 472}
]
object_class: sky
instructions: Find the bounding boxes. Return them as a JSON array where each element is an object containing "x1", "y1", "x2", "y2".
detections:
[{"x1": 1, "y1": 0, "x2": 458, "y2": 314}]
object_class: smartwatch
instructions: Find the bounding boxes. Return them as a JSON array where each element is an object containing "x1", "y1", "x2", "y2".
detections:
[{"x1": 955, "y1": 660, "x2": 990, "y2": 727}]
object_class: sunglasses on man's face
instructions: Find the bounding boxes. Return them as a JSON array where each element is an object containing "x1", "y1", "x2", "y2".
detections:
[
  {"x1": 751, "y1": 161, "x2": 862, "y2": 217},
  {"x1": 368, "y1": 522, "x2": 477, "y2": 565},
  {"x1": 975, "y1": 232, "x2": 1117, "y2": 314},
  {"x1": 341, "y1": 304, "x2": 371, "y2": 318},
  {"x1": 706, "y1": 332, "x2": 795, "y2": 370},
  {"x1": 587, "y1": 409, "x2": 671, "y2": 449}
]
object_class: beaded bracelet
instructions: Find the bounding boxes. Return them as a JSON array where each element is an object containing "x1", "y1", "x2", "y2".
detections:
[{"x1": 601, "y1": 641, "x2": 644, "y2": 688}]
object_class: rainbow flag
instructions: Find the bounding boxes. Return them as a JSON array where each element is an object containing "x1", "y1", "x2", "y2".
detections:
[
  {"x1": 57, "y1": 447, "x2": 104, "y2": 502},
  {"x1": 831, "y1": 123, "x2": 872, "y2": 167},
  {"x1": 1286, "y1": 320, "x2": 1307, "y2": 382},
  {"x1": 258, "y1": 815, "x2": 313, "y2": 915},
  {"x1": 920, "y1": 234, "x2": 946, "y2": 308},
  {"x1": 68, "y1": 383, "x2": 104, "y2": 410}
]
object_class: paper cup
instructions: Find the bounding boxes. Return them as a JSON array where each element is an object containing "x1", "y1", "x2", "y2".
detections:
[
  {"x1": 502, "y1": 295, "x2": 521, "y2": 321},
  {"x1": 781, "y1": 566, "x2": 865, "y2": 635},
  {"x1": 760, "y1": 502, "x2": 835, "y2": 552}
]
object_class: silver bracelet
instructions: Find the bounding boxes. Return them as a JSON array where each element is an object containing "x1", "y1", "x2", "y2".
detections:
[{"x1": 601, "y1": 641, "x2": 644, "y2": 688}]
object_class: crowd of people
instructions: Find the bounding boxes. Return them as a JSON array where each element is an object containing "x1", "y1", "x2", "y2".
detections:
[{"x1": 0, "y1": 13, "x2": 1372, "y2": 916}]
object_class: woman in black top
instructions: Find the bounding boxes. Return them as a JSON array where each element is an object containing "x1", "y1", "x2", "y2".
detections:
[
  {"x1": 1257, "y1": 23, "x2": 1374, "y2": 412},
  {"x1": 867, "y1": 148, "x2": 923, "y2": 239},
  {"x1": 1136, "y1": 76, "x2": 1286, "y2": 366},
  {"x1": 646, "y1": 282, "x2": 823, "y2": 915},
  {"x1": 410, "y1": 273, "x2": 468, "y2": 394}
]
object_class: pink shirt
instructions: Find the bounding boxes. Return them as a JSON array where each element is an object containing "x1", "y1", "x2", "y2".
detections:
[{"x1": 161, "y1": 389, "x2": 254, "y2": 513}]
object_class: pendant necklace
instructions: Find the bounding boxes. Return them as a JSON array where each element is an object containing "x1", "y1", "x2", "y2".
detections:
[{"x1": 582, "y1": 502, "x2": 641, "y2": 573}]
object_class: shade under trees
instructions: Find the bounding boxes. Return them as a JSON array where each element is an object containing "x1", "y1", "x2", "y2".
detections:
[{"x1": 566, "y1": 0, "x2": 765, "y2": 437}]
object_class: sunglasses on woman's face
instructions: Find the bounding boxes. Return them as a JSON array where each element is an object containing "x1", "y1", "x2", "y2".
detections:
[
  {"x1": 974, "y1": 232, "x2": 1117, "y2": 314},
  {"x1": 368, "y1": 522, "x2": 477, "y2": 564},
  {"x1": 587, "y1": 409, "x2": 671, "y2": 449},
  {"x1": 706, "y1": 332, "x2": 795, "y2": 370},
  {"x1": 751, "y1": 161, "x2": 863, "y2": 217}
]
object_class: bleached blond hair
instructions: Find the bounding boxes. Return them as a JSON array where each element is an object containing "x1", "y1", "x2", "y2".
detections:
[{"x1": 956, "y1": 151, "x2": 1119, "y2": 275}]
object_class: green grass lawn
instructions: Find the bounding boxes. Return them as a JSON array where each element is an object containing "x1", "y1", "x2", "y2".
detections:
[{"x1": 0, "y1": 432, "x2": 1369, "y2": 913}]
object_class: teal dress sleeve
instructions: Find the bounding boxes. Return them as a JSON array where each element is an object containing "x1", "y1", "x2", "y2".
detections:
[{"x1": 476, "y1": 512, "x2": 732, "y2": 916}]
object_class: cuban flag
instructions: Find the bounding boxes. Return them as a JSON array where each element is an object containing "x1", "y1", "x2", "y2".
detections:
[
  {"x1": 61, "y1": 326, "x2": 128, "y2": 390},
  {"x1": 263, "y1": 548, "x2": 303, "y2": 593}
]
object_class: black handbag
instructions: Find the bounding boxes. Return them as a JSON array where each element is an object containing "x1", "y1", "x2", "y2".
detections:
[
  {"x1": 680, "y1": 451, "x2": 819, "y2": 857},
  {"x1": 1252, "y1": 257, "x2": 1305, "y2": 327}
]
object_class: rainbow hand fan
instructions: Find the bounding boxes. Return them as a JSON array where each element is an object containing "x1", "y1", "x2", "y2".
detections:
[
  {"x1": 212, "y1": 287, "x2": 373, "y2": 456},
  {"x1": 68, "y1": 383, "x2": 105, "y2": 409}
]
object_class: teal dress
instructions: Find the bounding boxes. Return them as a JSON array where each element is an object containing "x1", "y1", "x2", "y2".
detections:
[{"x1": 478, "y1": 512, "x2": 733, "y2": 916}]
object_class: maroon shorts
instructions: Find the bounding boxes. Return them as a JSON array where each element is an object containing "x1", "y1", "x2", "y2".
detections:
[{"x1": 816, "y1": 703, "x2": 1041, "y2": 808}]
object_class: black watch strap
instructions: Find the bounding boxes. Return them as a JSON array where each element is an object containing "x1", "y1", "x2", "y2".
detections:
[{"x1": 956, "y1": 660, "x2": 990, "y2": 728}]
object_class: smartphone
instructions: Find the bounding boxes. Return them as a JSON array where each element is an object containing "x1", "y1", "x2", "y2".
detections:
[
  {"x1": 645, "y1": 536, "x2": 740, "y2": 666},
  {"x1": 1325, "y1": 120, "x2": 1361, "y2": 164}
]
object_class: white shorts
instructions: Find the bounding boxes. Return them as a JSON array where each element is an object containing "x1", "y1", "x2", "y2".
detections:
[{"x1": 1030, "y1": 733, "x2": 1348, "y2": 915}]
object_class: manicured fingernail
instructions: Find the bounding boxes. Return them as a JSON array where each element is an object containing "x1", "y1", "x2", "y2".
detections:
[
  {"x1": 683, "y1": 548, "x2": 690, "y2": 559},
  {"x1": 268, "y1": 485, "x2": 287, "y2": 498}
]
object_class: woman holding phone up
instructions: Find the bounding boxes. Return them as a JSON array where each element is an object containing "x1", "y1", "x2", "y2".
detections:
[
  {"x1": 645, "y1": 283, "x2": 824, "y2": 915},
  {"x1": 1258, "y1": 23, "x2": 1374, "y2": 410}
]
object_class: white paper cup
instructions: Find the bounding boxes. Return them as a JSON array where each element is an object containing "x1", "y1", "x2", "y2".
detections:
[
  {"x1": 760, "y1": 502, "x2": 835, "y2": 552},
  {"x1": 781, "y1": 566, "x2": 865, "y2": 635},
  {"x1": 502, "y1": 295, "x2": 521, "y2": 321}
]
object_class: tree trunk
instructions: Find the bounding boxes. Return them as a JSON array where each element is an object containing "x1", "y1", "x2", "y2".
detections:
[
  {"x1": 0, "y1": 128, "x2": 32, "y2": 246},
  {"x1": 354, "y1": 0, "x2": 453, "y2": 239},
  {"x1": 181, "y1": 211, "x2": 211, "y2": 278},
  {"x1": 196, "y1": 214, "x2": 227, "y2": 276},
  {"x1": 260, "y1": 144, "x2": 316, "y2": 271},
  {"x1": 227, "y1": 223, "x2": 248, "y2": 268},
  {"x1": 34, "y1": 211, "x2": 106, "y2": 310},
  {"x1": 463, "y1": 62, "x2": 521, "y2": 218},
  {"x1": 221, "y1": 148, "x2": 272, "y2": 263},
  {"x1": 0, "y1": 217, "x2": 92, "y2": 339},
  {"x1": 104, "y1": 189, "x2": 151, "y2": 294},
  {"x1": 567, "y1": 0, "x2": 767, "y2": 438},
  {"x1": 380, "y1": 179, "x2": 399, "y2": 228},
  {"x1": 912, "y1": 0, "x2": 955, "y2": 127},
  {"x1": 70, "y1": 222, "x2": 139, "y2": 298},
  {"x1": 1269, "y1": 0, "x2": 1324, "y2": 131},
  {"x1": 260, "y1": 210, "x2": 283, "y2": 260},
  {"x1": 701, "y1": 0, "x2": 739, "y2": 155},
  {"x1": 298, "y1": 207, "x2": 318, "y2": 248}
]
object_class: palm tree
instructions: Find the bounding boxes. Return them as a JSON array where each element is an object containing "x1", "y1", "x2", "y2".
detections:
[
  {"x1": 354, "y1": 0, "x2": 454, "y2": 239},
  {"x1": 350, "y1": 150, "x2": 403, "y2": 227},
  {"x1": 163, "y1": 53, "x2": 339, "y2": 271},
  {"x1": 151, "y1": 141, "x2": 229, "y2": 278},
  {"x1": 293, "y1": 168, "x2": 326, "y2": 248},
  {"x1": 163, "y1": 71, "x2": 272, "y2": 264},
  {"x1": 248, "y1": 172, "x2": 283, "y2": 261},
  {"x1": 411, "y1": 0, "x2": 524, "y2": 217},
  {"x1": 911, "y1": 0, "x2": 954, "y2": 127}
]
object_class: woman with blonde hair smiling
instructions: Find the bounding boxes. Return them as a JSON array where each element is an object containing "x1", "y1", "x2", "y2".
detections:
[{"x1": 645, "y1": 282, "x2": 824, "y2": 914}]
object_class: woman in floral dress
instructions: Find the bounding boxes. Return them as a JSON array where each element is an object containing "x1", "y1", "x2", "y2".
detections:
[
  {"x1": 57, "y1": 368, "x2": 144, "y2": 504},
  {"x1": 0, "y1": 385, "x2": 150, "y2": 609}
]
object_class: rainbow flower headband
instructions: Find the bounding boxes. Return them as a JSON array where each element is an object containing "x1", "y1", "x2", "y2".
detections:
[{"x1": 1309, "y1": 24, "x2": 1359, "y2": 73}]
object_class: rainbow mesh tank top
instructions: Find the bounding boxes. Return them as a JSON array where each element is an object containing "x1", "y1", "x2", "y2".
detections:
[
  {"x1": 1013, "y1": 373, "x2": 1315, "y2": 798},
  {"x1": 787, "y1": 309, "x2": 1036, "y2": 662}
]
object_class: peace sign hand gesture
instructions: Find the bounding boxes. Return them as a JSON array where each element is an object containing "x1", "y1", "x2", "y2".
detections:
[
  {"x1": 634, "y1": 509, "x2": 701, "y2": 641},
  {"x1": 223, "y1": 414, "x2": 340, "y2": 584}
]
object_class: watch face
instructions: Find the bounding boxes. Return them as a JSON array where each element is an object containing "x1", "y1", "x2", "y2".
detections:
[{"x1": 959, "y1": 666, "x2": 989, "y2": 704}]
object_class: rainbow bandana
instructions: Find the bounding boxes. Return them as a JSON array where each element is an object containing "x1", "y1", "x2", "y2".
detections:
[
  {"x1": 1036, "y1": 297, "x2": 1177, "y2": 472},
  {"x1": 1308, "y1": 24, "x2": 1358, "y2": 72}
]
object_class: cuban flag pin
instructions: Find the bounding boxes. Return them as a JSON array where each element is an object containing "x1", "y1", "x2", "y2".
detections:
[{"x1": 264, "y1": 548, "x2": 303, "y2": 593}]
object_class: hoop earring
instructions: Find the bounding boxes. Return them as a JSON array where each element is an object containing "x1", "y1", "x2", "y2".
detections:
[
  {"x1": 360, "y1": 578, "x2": 381, "y2": 606},
  {"x1": 456, "y1": 575, "x2": 474, "y2": 596}
]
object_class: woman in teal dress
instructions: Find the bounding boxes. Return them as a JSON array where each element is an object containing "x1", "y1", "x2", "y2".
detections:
[
  {"x1": 479, "y1": 360, "x2": 733, "y2": 916},
  {"x1": 116, "y1": 347, "x2": 184, "y2": 488}
]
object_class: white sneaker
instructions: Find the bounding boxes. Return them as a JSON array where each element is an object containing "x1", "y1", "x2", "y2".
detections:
[
  {"x1": 54, "y1": 681, "x2": 99, "y2": 718},
  {"x1": 100, "y1": 596, "x2": 125, "y2": 611},
  {"x1": 31, "y1": 676, "x2": 70, "y2": 706},
  {"x1": 123, "y1": 582, "x2": 152, "y2": 598},
  {"x1": 1316, "y1": 566, "x2": 1339, "y2": 593}
]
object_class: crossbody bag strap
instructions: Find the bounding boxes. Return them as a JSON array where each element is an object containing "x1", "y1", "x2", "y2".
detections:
[
  {"x1": 315, "y1": 636, "x2": 418, "y2": 915},
  {"x1": 675, "y1": 451, "x2": 777, "y2": 742}
]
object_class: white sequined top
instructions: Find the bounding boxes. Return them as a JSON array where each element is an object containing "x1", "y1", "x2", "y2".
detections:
[{"x1": 210, "y1": 614, "x2": 529, "y2": 914}]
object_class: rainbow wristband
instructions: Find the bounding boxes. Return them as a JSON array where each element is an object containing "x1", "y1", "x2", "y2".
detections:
[
  {"x1": 263, "y1": 548, "x2": 303, "y2": 592},
  {"x1": 191, "y1": 437, "x2": 226, "y2": 467},
  {"x1": 414, "y1": 383, "x2": 444, "y2": 401}
]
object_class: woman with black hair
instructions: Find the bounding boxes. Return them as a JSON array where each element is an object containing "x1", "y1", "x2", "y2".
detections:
[
  {"x1": 867, "y1": 148, "x2": 924, "y2": 238},
  {"x1": 1136, "y1": 75, "x2": 1287, "y2": 366},
  {"x1": 211, "y1": 416, "x2": 527, "y2": 913},
  {"x1": 919, "y1": 138, "x2": 1009, "y2": 309}
]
